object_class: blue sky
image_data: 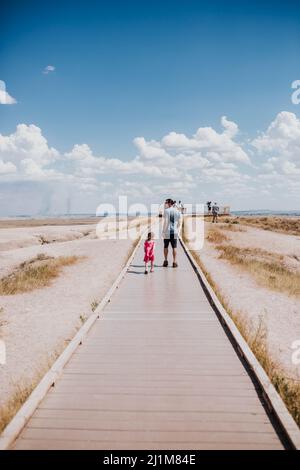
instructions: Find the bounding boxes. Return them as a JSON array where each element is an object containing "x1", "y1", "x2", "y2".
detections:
[{"x1": 1, "y1": 0, "x2": 300, "y2": 214}]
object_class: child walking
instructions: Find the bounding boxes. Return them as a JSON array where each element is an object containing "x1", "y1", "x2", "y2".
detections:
[{"x1": 144, "y1": 232, "x2": 155, "y2": 274}]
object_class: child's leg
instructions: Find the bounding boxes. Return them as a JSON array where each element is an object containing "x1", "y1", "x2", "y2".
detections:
[
  {"x1": 150, "y1": 260, "x2": 154, "y2": 272},
  {"x1": 144, "y1": 261, "x2": 148, "y2": 273}
]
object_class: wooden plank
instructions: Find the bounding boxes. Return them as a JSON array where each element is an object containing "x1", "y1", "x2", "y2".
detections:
[
  {"x1": 12, "y1": 438, "x2": 283, "y2": 450},
  {"x1": 19, "y1": 427, "x2": 282, "y2": 446},
  {"x1": 33, "y1": 409, "x2": 272, "y2": 424},
  {"x1": 54, "y1": 376, "x2": 257, "y2": 388},
  {"x1": 27, "y1": 416, "x2": 276, "y2": 433},
  {"x1": 51, "y1": 385, "x2": 260, "y2": 398},
  {"x1": 38, "y1": 396, "x2": 267, "y2": 414}
]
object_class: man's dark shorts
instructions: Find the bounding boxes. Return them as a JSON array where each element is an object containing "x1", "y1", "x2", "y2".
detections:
[{"x1": 164, "y1": 235, "x2": 177, "y2": 249}]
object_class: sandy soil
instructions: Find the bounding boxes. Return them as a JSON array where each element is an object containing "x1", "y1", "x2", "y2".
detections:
[
  {"x1": 0, "y1": 224, "x2": 96, "y2": 254},
  {"x1": 0, "y1": 216, "x2": 145, "y2": 254},
  {"x1": 185, "y1": 218, "x2": 300, "y2": 379},
  {"x1": 0, "y1": 219, "x2": 149, "y2": 411},
  {"x1": 0, "y1": 217, "x2": 100, "y2": 229}
]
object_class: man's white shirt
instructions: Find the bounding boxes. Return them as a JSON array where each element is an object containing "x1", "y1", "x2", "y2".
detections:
[{"x1": 163, "y1": 207, "x2": 182, "y2": 238}]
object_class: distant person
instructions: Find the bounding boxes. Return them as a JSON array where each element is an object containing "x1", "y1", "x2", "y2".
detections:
[
  {"x1": 212, "y1": 202, "x2": 219, "y2": 223},
  {"x1": 163, "y1": 198, "x2": 182, "y2": 268},
  {"x1": 144, "y1": 231, "x2": 155, "y2": 274},
  {"x1": 207, "y1": 201, "x2": 212, "y2": 214},
  {"x1": 178, "y1": 200, "x2": 184, "y2": 214}
]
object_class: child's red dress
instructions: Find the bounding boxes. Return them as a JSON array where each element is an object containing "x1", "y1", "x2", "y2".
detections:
[{"x1": 144, "y1": 240, "x2": 155, "y2": 263}]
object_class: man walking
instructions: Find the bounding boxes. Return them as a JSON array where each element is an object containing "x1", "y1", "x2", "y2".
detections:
[
  {"x1": 212, "y1": 202, "x2": 219, "y2": 223},
  {"x1": 162, "y1": 198, "x2": 182, "y2": 268},
  {"x1": 177, "y1": 200, "x2": 184, "y2": 214}
]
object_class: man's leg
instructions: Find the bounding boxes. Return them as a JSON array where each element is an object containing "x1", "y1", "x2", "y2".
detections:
[
  {"x1": 163, "y1": 239, "x2": 169, "y2": 266},
  {"x1": 172, "y1": 247, "x2": 177, "y2": 264},
  {"x1": 172, "y1": 237, "x2": 178, "y2": 267}
]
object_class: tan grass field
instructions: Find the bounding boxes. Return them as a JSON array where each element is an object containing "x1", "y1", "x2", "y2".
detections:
[
  {"x1": 213, "y1": 241, "x2": 300, "y2": 297},
  {"x1": 0, "y1": 254, "x2": 81, "y2": 295},
  {"x1": 218, "y1": 215, "x2": 300, "y2": 236}
]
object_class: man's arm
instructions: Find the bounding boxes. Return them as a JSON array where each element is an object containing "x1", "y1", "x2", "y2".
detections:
[
  {"x1": 177, "y1": 211, "x2": 183, "y2": 235},
  {"x1": 162, "y1": 210, "x2": 168, "y2": 238}
]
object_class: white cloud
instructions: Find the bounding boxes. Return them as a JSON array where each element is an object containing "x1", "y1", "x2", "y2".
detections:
[
  {"x1": 221, "y1": 116, "x2": 239, "y2": 138},
  {"x1": 252, "y1": 111, "x2": 300, "y2": 176},
  {"x1": 0, "y1": 113, "x2": 300, "y2": 215},
  {"x1": 0, "y1": 80, "x2": 17, "y2": 105},
  {"x1": 0, "y1": 117, "x2": 249, "y2": 188},
  {"x1": 43, "y1": 65, "x2": 55, "y2": 74},
  {"x1": 161, "y1": 116, "x2": 250, "y2": 164},
  {"x1": 133, "y1": 137, "x2": 170, "y2": 160},
  {"x1": 0, "y1": 159, "x2": 16, "y2": 174},
  {"x1": 65, "y1": 143, "x2": 94, "y2": 161},
  {"x1": 0, "y1": 124, "x2": 59, "y2": 167}
]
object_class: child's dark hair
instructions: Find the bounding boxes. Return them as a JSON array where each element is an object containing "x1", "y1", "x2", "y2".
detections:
[{"x1": 147, "y1": 232, "x2": 153, "y2": 240}]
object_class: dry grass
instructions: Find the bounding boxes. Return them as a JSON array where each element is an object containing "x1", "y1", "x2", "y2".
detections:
[
  {"x1": 216, "y1": 244, "x2": 300, "y2": 297},
  {"x1": 79, "y1": 313, "x2": 87, "y2": 324},
  {"x1": 38, "y1": 235, "x2": 50, "y2": 245},
  {"x1": 0, "y1": 350, "x2": 62, "y2": 434},
  {"x1": 206, "y1": 228, "x2": 229, "y2": 244},
  {"x1": 204, "y1": 222, "x2": 300, "y2": 297},
  {"x1": 91, "y1": 299, "x2": 100, "y2": 312},
  {"x1": 230, "y1": 216, "x2": 300, "y2": 236},
  {"x1": 226, "y1": 308, "x2": 300, "y2": 427},
  {"x1": 0, "y1": 254, "x2": 81, "y2": 295},
  {"x1": 0, "y1": 306, "x2": 4, "y2": 328},
  {"x1": 219, "y1": 223, "x2": 246, "y2": 232},
  {"x1": 0, "y1": 382, "x2": 38, "y2": 434},
  {"x1": 182, "y1": 232, "x2": 300, "y2": 427}
]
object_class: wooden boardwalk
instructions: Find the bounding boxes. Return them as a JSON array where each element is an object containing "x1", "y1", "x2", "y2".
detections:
[{"x1": 12, "y1": 238, "x2": 285, "y2": 450}]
